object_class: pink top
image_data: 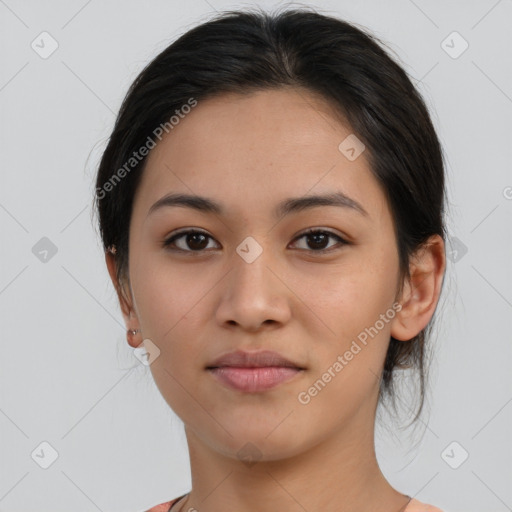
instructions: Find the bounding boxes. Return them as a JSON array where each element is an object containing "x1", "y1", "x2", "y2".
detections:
[{"x1": 146, "y1": 495, "x2": 445, "y2": 511}]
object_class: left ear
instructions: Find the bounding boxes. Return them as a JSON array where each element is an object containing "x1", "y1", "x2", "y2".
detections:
[{"x1": 390, "y1": 234, "x2": 446, "y2": 341}]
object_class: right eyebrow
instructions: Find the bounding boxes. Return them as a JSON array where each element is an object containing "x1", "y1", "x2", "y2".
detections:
[{"x1": 147, "y1": 193, "x2": 222, "y2": 218}]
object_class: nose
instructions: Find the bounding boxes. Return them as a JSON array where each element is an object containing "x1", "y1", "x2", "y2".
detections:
[{"x1": 214, "y1": 244, "x2": 292, "y2": 332}]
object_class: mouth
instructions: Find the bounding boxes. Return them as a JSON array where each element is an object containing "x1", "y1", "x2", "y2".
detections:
[{"x1": 206, "y1": 350, "x2": 305, "y2": 393}]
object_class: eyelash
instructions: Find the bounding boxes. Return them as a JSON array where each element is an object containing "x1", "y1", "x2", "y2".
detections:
[{"x1": 162, "y1": 228, "x2": 348, "y2": 254}]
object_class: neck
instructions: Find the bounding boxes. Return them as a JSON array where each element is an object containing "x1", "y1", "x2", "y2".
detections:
[{"x1": 180, "y1": 406, "x2": 409, "y2": 512}]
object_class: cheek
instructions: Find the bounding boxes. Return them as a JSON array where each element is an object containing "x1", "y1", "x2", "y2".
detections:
[
  {"x1": 294, "y1": 274, "x2": 397, "y2": 426},
  {"x1": 130, "y1": 264, "x2": 215, "y2": 403},
  {"x1": 297, "y1": 251, "x2": 399, "y2": 377},
  {"x1": 303, "y1": 257, "x2": 397, "y2": 334},
  {"x1": 132, "y1": 262, "x2": 206, "y2": 339},
  {"x1": 131, "y1": 265, "x2": 210, "y2": 419}
]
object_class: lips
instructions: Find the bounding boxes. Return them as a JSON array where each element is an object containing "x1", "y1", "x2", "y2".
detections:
[
  {"x1": 206, "y1": 350, "x2": 303, "y2": 370},
  {"x1": 206, "y1": 350, "x2": 304, "y2": 392}
]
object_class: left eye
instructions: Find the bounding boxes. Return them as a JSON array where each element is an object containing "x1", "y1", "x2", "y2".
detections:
[
  {"x1": 162, "y1": 229, "x2": 347, "y2": 253},
  {"x1": 290, "y1": 229, "x2": 347, "y2": 252}
]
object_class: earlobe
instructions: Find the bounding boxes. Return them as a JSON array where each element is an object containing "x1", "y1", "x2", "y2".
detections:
[{"x1": 390, "y1": 235, "x2": 446, "y2": 342}]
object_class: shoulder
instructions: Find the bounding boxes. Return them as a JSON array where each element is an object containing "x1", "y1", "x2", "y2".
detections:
[
  {"x1": 406, "y1": 497, "x2": 445, "y2": 512},
  {"x1": 144, "y1": 497, "x2": 179, "y2": 512},
  {"x1": 145, "y1": 495, "x2": 446, "y2": 512}
]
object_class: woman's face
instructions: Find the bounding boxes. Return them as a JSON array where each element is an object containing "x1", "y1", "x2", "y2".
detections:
[{"x1": 126, "y1": 88, "x2": 404, "y2": 461}]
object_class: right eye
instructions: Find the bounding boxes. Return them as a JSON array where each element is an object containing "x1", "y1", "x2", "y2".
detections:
[{"x1": 162, "y1": 229, "x2": 220, "y2": 253}]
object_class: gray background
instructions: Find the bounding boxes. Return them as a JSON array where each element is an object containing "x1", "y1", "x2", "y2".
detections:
[{"x1": 0, "y1": 1, "x2": 511, "y2": 511}]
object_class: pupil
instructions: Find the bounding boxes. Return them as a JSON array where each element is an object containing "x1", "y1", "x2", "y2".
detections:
[
  {"x1": 309, "y1": 233, "x2": 327, "y2": 249},
  {"x1": 188, "y1": 233, "x2": 207, "y2": 250}
]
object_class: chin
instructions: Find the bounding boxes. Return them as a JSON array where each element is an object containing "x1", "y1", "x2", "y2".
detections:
[{"x1": 192, "y1": 420, "x2": 312, "y2": 465}]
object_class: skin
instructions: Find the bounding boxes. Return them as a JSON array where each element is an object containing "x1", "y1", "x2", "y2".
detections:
[{"x1": 106, "y1": 88, "x2": 445, "y2": 512}]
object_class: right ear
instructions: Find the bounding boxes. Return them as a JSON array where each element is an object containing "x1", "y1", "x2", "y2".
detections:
[{"x1": 105, "y1": 251, "x2": 134, "y2": 325}]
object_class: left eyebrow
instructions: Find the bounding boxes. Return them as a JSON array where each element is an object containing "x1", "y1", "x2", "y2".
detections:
[
  {"x1": 146, "y1": 191, "x2": 368, "y2": 219},
  {"x1": 275, "y1": 191, "x2": 368, "y2": 218}
]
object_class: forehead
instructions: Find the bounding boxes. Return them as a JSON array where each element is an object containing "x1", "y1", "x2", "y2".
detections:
[
  {"x1": 133, "y1": 88, "x2": 388, "y2": 223},
  {"x1": 157, "y1": 87, "x2": 352, "y2": 161}
]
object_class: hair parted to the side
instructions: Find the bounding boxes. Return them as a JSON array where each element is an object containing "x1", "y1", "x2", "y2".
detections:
[{"x1": 93, "y1": 6, "x2": 446, "y2": 427}]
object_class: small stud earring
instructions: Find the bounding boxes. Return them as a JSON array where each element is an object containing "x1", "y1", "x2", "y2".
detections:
[{"x1": 128, "y1": 328, "x2": 140, "y2": 336}]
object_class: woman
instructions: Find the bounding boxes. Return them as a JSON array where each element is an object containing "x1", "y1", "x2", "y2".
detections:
[{"x1": 95, "y1": 8, "x2": 447, "y2": 512}]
